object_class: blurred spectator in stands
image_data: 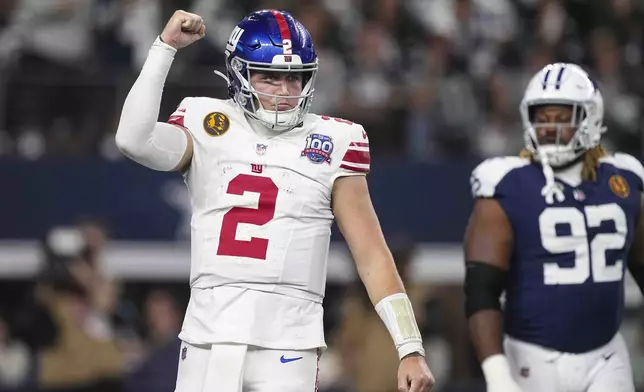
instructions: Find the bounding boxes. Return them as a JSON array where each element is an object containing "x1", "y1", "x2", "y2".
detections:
[
  {"x1": 332, "y1": 240, "x2": 451, "y2": 392},
  {"x1": 124, "y1": 289, "x2": 182, "y2": 392},
  {"x1": 404, "y1": 76, "x2": 444, "y2": 161},
  {"x1": 0, "y1": 0, "x2": 16, "y2": 25},
  {"x1": 142, "y1": 289, "x2": 182, "y2": 350},
  {"x1": 294, "y1": 1, "x2": 347, "y2": 117},
  {"x1": 476, "y1": 71, "x2": 523, "y2": 158},
  {"x1": 0, "y1": 0, "x2": 19, "y2": 65},
  {"x1": 589, "y1": 27, "x2": 641, "y2": 156},
  {"x1": 340, "y1": 19, "x2": 404, "y2": 154},
  {"x1": 20, "y1": 226, "x2": 124, "y2": 392},
  {"x1": 2, "y1": 0, "x2": 103, "y2": 157},
  {"x1": 0, "y1": 0, "x2": 640, "y2": 160},
  {"x1": 77, "y1": 217, "x2": 109, "y2": 268},
  {"x1": 0, "y1": 315, "x2": 30, "y2": 390},
  {"x1": 76, "y1": 216, "x2": 146, "y2": 369}
]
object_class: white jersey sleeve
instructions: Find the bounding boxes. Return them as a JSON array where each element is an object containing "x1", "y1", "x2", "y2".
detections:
[
  {"x1": 336, "y1": 124, "x2": 370, "y2": 177},
  {"x1": 602, "y1": 152, "x2": 644, "y2": 192},
  {"x1": 320, "y1": 118, "x2": 370, "y2": 184},
  {"x1": 470, "y1": 156, "x2": 530, "y2": 198},
  {"x1": 167, "y1": 98, "x2": 191, "y2": 129}
]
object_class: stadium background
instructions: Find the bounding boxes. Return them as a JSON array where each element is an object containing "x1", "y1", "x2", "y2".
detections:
[{"x1": 0, "y1": 0, "x2": 643, "y2": 391}]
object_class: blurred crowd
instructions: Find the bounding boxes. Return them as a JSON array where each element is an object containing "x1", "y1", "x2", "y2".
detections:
[
  {"x1": 0, "y1": 218, "x2": 479, "y2": 392},
  {"x1": 0, "y1": 0, "x2": 644, "y2": 391},
  {"x1": 1, "y1": 222, "x2": 644, "y2": 392},
  {"x1": 0, "y1": 0, "x2": 642, "y2": 160},
  {"x1": 0, "y1": 219, "x2": 187, "y2": 392}
]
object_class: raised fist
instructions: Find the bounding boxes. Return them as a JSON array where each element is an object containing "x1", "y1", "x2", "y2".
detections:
[{"x1": 160, "y1": 10, "x2": 206, "y2": 50}]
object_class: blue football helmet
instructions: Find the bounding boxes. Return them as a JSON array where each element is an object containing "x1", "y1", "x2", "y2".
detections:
[{"x1": 220, "y1": 9, "x2": 318, "y2": 131}]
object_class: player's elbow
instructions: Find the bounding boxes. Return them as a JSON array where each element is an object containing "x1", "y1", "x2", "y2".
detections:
[
  {"x1": 115, "y1": 125, "x2": 144, "y2": 159},
  {"x1": 115, "y1": 127, "x2": 130, "y2": 153},
  {"x1": 464, "y1": 261, "x2": 508, "y2": 319}
]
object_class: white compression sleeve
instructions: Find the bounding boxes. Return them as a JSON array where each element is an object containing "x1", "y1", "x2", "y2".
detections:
[{"x1": 115, "y1": 37, "x2": 189, "y2": 171}]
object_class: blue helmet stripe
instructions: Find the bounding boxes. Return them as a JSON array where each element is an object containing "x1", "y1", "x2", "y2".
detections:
[
  {"x1": 555, "y1": 66, "x2": 566, "y2": 90},
  {"x1": 542, "y1": 68, "x2": 552, "y2": 90}
]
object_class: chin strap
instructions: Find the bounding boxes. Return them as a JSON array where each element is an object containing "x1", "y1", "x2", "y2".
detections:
[
  {"x1": 213, "y1": 70, "x2": 230, "y2": 85},
  {"x1": 539, "y1": 152, "x2": 566, "y2": 205}
]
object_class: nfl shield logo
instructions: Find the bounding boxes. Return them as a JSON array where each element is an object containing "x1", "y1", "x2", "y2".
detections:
[
  {"x1": 256, "y1": 143, "x2": 267, "y2": 155},
  {"x1": 181, "y1": 346, "x2": 187, "y2": 360},
  {"x1": 573, "y1": 189, "x2": 586, "y2": 201}
]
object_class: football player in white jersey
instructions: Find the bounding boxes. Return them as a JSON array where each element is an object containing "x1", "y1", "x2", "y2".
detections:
[
  {"x1": 115, "y1": 9, "x2": 434, "y2": 392},
  {"x1": 464, "y1": 63, "x2": 644, "y2": 392}
]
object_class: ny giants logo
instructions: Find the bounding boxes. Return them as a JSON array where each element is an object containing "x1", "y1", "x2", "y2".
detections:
[{"x1": 251, "y1": 163, "x2": 263, "y2": 173}]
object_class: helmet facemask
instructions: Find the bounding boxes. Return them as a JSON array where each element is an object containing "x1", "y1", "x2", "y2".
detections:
[
  {"x1": 521, "y1": 101, "x2": 602, "y2": 168},
  {"x1": 227, "y1": 56, "x2": 318, "y2": 132}
]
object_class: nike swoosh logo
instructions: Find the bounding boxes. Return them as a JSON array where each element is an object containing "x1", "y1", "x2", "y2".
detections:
[
  {"x1": 280, "y1": 355, "x2": 303, "y2": 363},
  {"x1": 603, "y1": 352, "x2": 615, "y2": 361}
]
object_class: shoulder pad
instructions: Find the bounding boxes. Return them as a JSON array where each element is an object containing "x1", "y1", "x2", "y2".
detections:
[
  {"x1": 167, "y1": 97, "x2": 193, "y2": 127},
  {"x1": 312, "y1": 115, "x2": 364, "y2": 133},
  {"x1": 602, "y1": 153, "x2": 644, "y2": 190},
  {"x1": 470, "y1": 156, "x2": 530, "y2": 198},
  {"x1": 168, "y1": 97, "x2": 237, "y2": 127},
  {"x1": 311, "y1": 115, "x2": 370, "y2": 175}
]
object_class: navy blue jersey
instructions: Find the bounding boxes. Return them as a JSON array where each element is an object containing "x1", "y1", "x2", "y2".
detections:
[{"x1": 470, "y1": 153, "x2": 644, "y2": 353}]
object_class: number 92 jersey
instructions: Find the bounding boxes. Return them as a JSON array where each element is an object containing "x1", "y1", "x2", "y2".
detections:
[
  {"x1": 470, "y1": 153, "x2": 644, "y2": 353},
  {"x1": 168, "y1": 97, "x2": 370, "y2": 303}
]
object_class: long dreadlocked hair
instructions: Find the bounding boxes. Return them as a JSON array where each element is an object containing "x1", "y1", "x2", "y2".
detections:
[{"x1": 519, "y1": 145, "x2": 609, "y2": 182}]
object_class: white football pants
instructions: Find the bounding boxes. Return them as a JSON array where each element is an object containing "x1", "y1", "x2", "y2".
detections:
[
  {"x1": 504, "y1": 333, "x2": 634, "y2": 392},
  {"x1": 174, "y1": 342, "x2": 319, "y2": 392}
]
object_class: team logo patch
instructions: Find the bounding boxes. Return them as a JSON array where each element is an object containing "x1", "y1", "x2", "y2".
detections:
[
  {"x1": 301, "y1": 134, "x2": 333, "y2": 164},
  {"x1": 203, "y1": 112, "x2": 230, "y2": 136},
  {"x1": 608, "y1": 175, "x2": 629, "y2": 198},
  {"x1": 181, "y1": 346, "x2": 187, "y2": 360}
]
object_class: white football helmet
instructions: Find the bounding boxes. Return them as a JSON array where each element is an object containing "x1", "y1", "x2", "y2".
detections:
[{"x1": 520, "y1": 63, "x2": 606, "y2": 167}]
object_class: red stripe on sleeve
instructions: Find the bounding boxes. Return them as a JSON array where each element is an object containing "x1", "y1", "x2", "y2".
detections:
[
  {"x1": 342, "y1": 149, "x2": 371, "y2": 165},
  {"x1": 168, "y1": 114, "x2": 184, "y2": 127},
  {"x1": 340, "y1": 163, "x2": 370, "y2": 173}
]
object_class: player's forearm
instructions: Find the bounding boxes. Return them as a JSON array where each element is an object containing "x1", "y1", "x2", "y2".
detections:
[
  {"x1": 468, "y1": 310, "x2": 504, "y2": 361},
  {"x1": 115, "y1": 37, "x2": 187, "y2": 171},
  {"x1": 355, "y1": 253, "x2": 405, "y2": 305},
  {"x1": 355, "y1": 253, "x2": 425, "y2": 359},
  {"x1": 469, "y1": 310, "x2": 518, "y2": 385}
]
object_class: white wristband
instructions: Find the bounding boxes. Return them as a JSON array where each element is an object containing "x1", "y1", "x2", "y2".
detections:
[
  {"x1": 375, "y1": 293, "x2": 425, "y2": 359},
  {"x1": 481, "y1": 354, "x2": 513, "y2": 383}
]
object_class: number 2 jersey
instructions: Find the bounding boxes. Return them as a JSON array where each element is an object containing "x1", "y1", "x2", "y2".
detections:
[
  {"x1": 167, "y1": 98, "x2": 370, "y2": 350},
  {"x1": 470, "y1": 153, "x2": 644, "y2": 353}
]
